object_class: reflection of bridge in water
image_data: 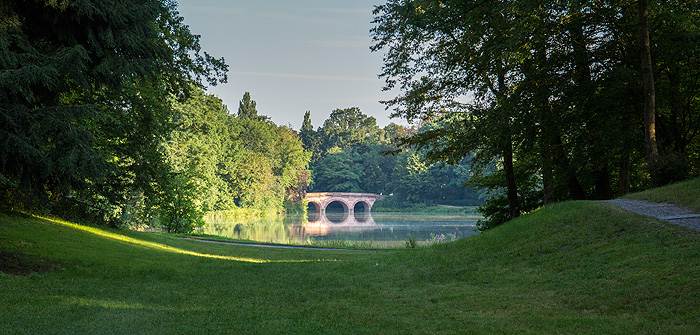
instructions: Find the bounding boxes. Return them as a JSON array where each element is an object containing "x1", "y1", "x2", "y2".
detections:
[{"x1": 300, "y1": 212, "x2": 378, "y2": 236}]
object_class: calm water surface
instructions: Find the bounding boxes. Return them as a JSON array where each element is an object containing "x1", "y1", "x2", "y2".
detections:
[{"x1": 203, "y1": 211, "x2": 482, "y2": 247}]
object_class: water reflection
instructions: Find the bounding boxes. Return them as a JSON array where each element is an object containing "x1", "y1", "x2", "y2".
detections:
[
  {"x1": 301, "y1": 211, "x2": 379, "y2": 236},
  {"x1": 309, "y1": 211, "x2": 376, "y2": 226},
  {"x1": 203, "y1": 211, "x2": 481, "y2": 247}
]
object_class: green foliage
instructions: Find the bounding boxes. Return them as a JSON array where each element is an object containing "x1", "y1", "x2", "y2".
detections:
[
  {"x1": 320, "y1": 107, "x2": 380, "y2": 152},
  {"x1": 160, "y1": 91, "x2": 310, "y2": 218},
  {"x1": 305, "y1": 108, "x2": 483, "y2": 207},
  {"x1": 312, "y1": 150, "x2": 363, "y2": 193},
  {"x1": 650, "y1": 151, "x2": 692, "y2": 187},
  {"x1": 156, "y1": 171, "x2": 204, "y2": 234},
  {"x1": 165, "y1": 88, "x2": 232, "y2": 212},
  {"x1": 0, "y1": 0, "x2": 227, "y2": 225},
  {"x1": 237, "y1": 92, "x2": 267, "y2": 121},
  {"x1": 371, "y1": 0, "x2": 700, "y2": 226},
  {"x1": 405, "y1": 236, "x2": 417, "y2": 248}
]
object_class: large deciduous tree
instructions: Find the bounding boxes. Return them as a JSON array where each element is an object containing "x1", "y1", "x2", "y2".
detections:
[{"x1": 371, "y1": 0, "x2": 700, "y2": 227}]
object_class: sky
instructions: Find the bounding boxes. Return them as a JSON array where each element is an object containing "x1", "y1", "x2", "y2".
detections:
[{"x1": 176, "y1": 0, "x2": 402, "y2": 130}]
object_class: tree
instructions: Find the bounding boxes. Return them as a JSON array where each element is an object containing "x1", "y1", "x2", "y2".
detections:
[
  {"x1": 371, "y1": 0, "x2": 700, "y2": 226},
  {"x1": 0, "y1": 0, "x2": 227, "y2": 220},
  {"x1": 238, "y1": 92, "x2": 259, "y2": 119},
  {"x1": 157, "y1": 170, "x2": 204, "y2": 233},
  {"x1": 638, "y1": 0, "x2": 659, "y2": 186},
  {"x1": 299, "y1": 111, "x2": 322, "y2": 162},
  {"x1": 163, "y1": 87, "x2": 232, "y2": 212},
  {"x1": 311, "y1": 150, "x2": 363, "y2": 193},
  {"x1": 391, "y1": 152, "x2": 435, "y2": 204},
  {"x1": 213, "y1": 92, "x2": 311, "y2": 213},
  {"x1": 319, "y1": 107, "x2": 380, "y2": 153},
  {"x1": 371, "y1": 0, "x2": 525, "y2": 220}
]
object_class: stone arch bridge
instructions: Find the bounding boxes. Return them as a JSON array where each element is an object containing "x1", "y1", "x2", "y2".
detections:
[{"x1": 305, "y1": 192, "x2": 386, "y2": 214}]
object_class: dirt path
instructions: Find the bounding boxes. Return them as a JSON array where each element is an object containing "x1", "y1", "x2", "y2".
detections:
[{"x1": 604, "y1": 199, "x2": 700, "y2": 231}]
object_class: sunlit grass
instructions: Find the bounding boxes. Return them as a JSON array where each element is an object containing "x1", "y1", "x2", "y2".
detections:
[{"x1": 38, "y1": 215, "x2": 328, "y2": 264}]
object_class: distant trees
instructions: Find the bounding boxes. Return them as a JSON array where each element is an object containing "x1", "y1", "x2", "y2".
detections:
[
  {"x1": 163, "y1": 91, "x2": 311, "y2": 217},
  {"x1": 371, "y1": 0, "x2": 700, "y2": 227},
  {"x1": 301, "y1": 108, "x2": 483, "y2": 207}
]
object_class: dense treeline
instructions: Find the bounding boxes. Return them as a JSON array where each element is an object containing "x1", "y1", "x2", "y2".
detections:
[
  {"x1": 300, "y1": 108, "x2": 483, "y2": 208},
  {"x1": 0, "y1": 0, "x2": 313, "y2": 233},
  {"x1": 371, "y1": 0, "x2": 700, "y2": 227},
  {"x1": 161, "y1": 90, "x2": 310, "y2": 217}
]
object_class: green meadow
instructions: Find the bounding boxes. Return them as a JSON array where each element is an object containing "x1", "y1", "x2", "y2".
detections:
[{"x1": 2, "y1": 179, "x2": 700, "y2": 334}]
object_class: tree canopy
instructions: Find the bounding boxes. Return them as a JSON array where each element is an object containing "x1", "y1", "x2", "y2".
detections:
[
  {"x1": 301, "y1": 107, "x2": 483, "y2": 208},
  {"x1": 0, "y1": 0, "x2": 227, "y2": 230},
  {"x1": 371, "y1": 0, "x2": 700, "y2": 227}
]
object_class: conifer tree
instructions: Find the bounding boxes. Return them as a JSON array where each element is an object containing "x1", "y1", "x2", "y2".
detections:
[{"x1": 0, "y1": 0, "x2": 227, "y2": 221}]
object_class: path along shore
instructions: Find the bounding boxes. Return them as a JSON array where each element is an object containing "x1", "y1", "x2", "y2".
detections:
[{"x1": 604, "y1": 199, "x2": 700, "y2": 231}]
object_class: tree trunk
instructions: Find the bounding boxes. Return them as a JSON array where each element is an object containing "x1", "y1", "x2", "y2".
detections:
[
  {"x1": 503, "y1": 140, "x2": 521, "y2": 219},
  {"x1": 553, "y1": 136, "x2": 587, "y2": 200},
  {"x1": 619, "y1": 152, "x2": 631, "y2": 195},
  {"x1": 593, "y1": 165, "x2": 613, "y2": 200},
  {"x1": 638, "y1": 0, "x2": 659, "y2": 186},
  {"x1": 534, "y1": 42, "x2": 556, "y2": 205},
  {"x1": 539, "y1": 99, "x2": 556, "y2": 205},
  {"x1": 561, "y1": 9, "x2": 590, "y2": 200},
  {"x1": 542, "y1": 147, "x2": 555, "y2": 205},
  {"x1": 496, "y1": 70, "x2": 520, "y2": 220}
]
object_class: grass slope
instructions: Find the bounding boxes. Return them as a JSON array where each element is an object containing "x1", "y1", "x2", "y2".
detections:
[
  {"x1": 2, "y1": 180, "x2": 700, "y2": 334},
  {"x1": 625, "y1": 177, "x2": 700, "y2": 212}
]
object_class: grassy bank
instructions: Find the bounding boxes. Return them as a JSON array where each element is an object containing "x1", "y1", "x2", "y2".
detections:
[
  {"x1": 372, "y1": 204, "x2": 480, "y2": 214},
  {"x1": 625, "y1": 177, "x2": 700, "y2": 212},
  {"x1": 2, "y1": 180, "x2": 700, "y2": 334}
]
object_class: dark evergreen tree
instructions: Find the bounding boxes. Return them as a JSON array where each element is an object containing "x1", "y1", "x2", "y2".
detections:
[{"x1": 0, "y1": 0, "x2": 227, "y2": 224}]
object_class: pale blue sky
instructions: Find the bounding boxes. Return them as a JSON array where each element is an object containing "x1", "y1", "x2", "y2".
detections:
[{"x1": 176, "y1": 0, "x2": 399, "y2": 130}]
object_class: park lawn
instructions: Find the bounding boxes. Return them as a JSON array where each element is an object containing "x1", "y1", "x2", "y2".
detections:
[{"x1": 1, "y1": 179, "x2": 700, "y2": 334}]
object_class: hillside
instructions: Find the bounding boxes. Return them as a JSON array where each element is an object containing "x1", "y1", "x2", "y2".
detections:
[{"x1": 1, "y1": 179, "x2": 700, "y2": 334}]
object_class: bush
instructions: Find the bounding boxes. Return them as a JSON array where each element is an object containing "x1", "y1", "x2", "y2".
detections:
[
  {"x1": 476, "y1": 189, "x2": 542, "y2": 231},
  {"x1": 651, "y1": 151, "x2": 692, "y2": 186}
]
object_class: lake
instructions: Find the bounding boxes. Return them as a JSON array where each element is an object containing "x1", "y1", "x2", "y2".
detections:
[{"x1": 202, "y1": 211, "x2": 482, "y2": 248}]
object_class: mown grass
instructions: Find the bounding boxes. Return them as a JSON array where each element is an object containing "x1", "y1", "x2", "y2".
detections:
[
  {"x1": 2, "y1": 181, "x2": 700, "y2": 334},
  {"x1": 625, "y1": 177, "x2": 700, "y2": 212}
]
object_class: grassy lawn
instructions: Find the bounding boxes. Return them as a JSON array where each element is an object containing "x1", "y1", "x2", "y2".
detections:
[{"x1": 2, "y1": 179, "x2": 700, "y2": 334}]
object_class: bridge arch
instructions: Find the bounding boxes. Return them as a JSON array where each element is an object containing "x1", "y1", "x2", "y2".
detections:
[
  {"x1": 353, "y1": 201, "x2": 370, "y2": 213},
  {"x1": 307, "y1": 201, "x2": 321, "y2": 213},
  {"x1": 325, "y1": 200, "x2": 349, "y2": 213}
]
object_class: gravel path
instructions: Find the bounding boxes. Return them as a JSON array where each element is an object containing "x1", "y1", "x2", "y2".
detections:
[{"x1": 604, "y1": 199, "x2": 700, "y2": 231}]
